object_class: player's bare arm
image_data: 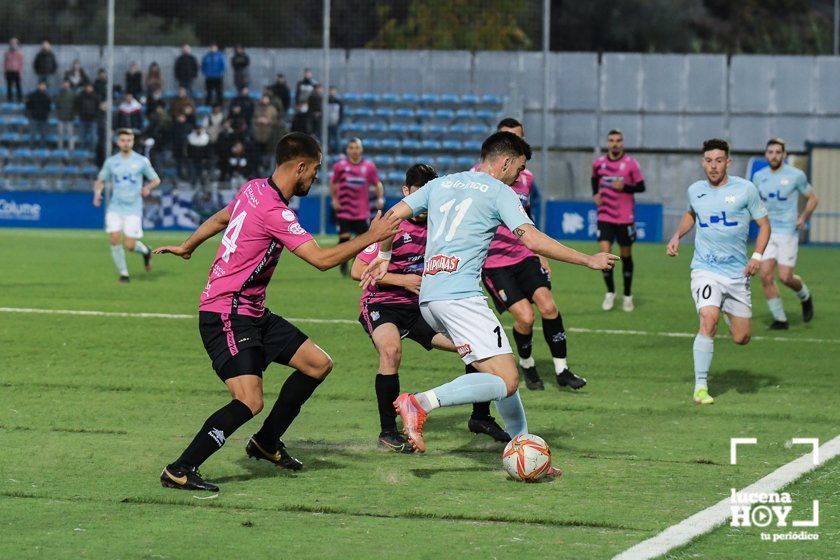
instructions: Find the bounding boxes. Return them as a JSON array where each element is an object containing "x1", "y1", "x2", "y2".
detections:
[
  {"x1": 797, "y1": 191, "x2": 819, "y2": 230},
  {"x1": 359, "y1": 202, "x2": 413, "y2": 288},
  {"x1": 141, "y1": 176, "x2": 162, "y2": 197},
  {"x1": 92, "y1": 179, "x2": 105, "y2": 207},
  {"x1": 294, "y1": 211, "x2": 400, "y2": 271},
  {"x1": 745, "y1": 216, "x2": 771, "y2": 276},
  {"x1": 666, "y1": 210, "x2": 697, "y2": 257},
  {"x1": 350, "y1": 258, "x2": 422, "y2": 294},
  {"x1": 153, "y1": 207, "x2": 231, "y2": 259},
  {"x1": 514, "y1": 224, "x2": 618, "y2": 271},
  {"x1": 375, "y1": 181, "x2": 385, "y2": 210},
  {"x1": 329, "y1": 179, "x2": 340, "y2": 211}
]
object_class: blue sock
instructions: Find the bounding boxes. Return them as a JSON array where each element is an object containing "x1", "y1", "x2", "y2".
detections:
[
  {"x1": 693, "y1": 334, "x2": 714, "y2": 391},
  {"x1": 495, "y1": 390, "x2": 528, "y2": 437},
  {"x1": 422, "y1": 373, "x2": 508, "y2": 409}
]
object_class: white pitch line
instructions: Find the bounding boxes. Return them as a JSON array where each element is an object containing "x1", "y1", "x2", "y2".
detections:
[
  {"x1": 0, "y1": 306, "x2": 837, "y2": 344},
  {"x1": 613, "y1": 434, "x2": 840, "y2": 560}
]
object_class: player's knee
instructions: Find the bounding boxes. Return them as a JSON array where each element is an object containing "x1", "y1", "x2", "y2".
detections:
[
  {"x1": 536, "y1": 299, "x2": 558, "y2": 318},
  {"x1": 778, "y1": 270, "x2": 794, "y2": 285},
  {"x1": 759, "y1": 269, "x2": 774, "y2": 285},
  {"x1": 699, "y1": 319, "x2": 717, "y2": 337},
  {"x1": 312, "y1": 353, "x2": 334, "y2": 379},
  {"x1": 733, "y1": 332, "x2": 751, "y2": 345},
  {"x1": 503, "y1": 375, "x2": 519, "y2": 396},
  {"x1": 239, "y1": 394, "x2": 264, "y2": 415},
  {"x1": 514, "y1": 306, "x2": 535, "y2": 328},
  {"x1": 123, "y1": 239, "x2": 135, "y2": 251},
  {"x1": 379, "y1": 342, "x2": 402, "y2": 369}
]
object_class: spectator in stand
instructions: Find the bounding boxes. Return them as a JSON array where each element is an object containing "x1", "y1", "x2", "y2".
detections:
[
  {"x1": 182, "y1": 103, "x2": 197, "y2": 126},
  {"x1": 146, "y1": 87, "x2": 166, "y2": 115},
  {"x1": 95, "y1": 100, "x2": 109, "y2": 165},
  {"x1": 268, "y1": 73, "x2": 291, "y2": 116},
  {"x1": 93, "y1": 68, "x2": 108, "y2": 99},
  {"x1": 327, "y1": 86, "x2": 343, "y2": 154},
  {"x1": 201, "y1": 43, "x2": 225, "y2": 107},
  {"x1": 169, "y1": 86, "x2": 195, "y2": 119},
  {"x1": 252, "y1": 94, "x2": 280, "y2": 169},
  {"x1": 174, "y1": 44, "x2": 198, "y2": 96},
  {"x1": 231, "y1": 45, "x2": 250, "y2": 91},
  {"x1": 186, "y1": 125, "x2": 211, "y2": 186},
  {"x1": 230, "y1": 86, "x2": 255, "y2": 125},
  {"x1": 291, "y1": 101, "x2": 311, "y2": 134},
  {"x1": 75, "y1": 82, "x2": 100, "y2": 151},
  {"x1": 170, "y1": 112, "x2": 192, "y2": 180},
  {"x1": 33, "y1": 41, "x2": 57, "y2": 89},
  {"x1": 220, "y1": 140, "x2": 252, "y2": 182},
  {"x1": 117, "y1": 92, "x2": 143, "y2": 130},
  {"x1": 308, "y1": 84, "x2": 324, "y2": 139},
  {"x1": 192, "y1": 189, "x2": 220, "y2": 222},
  {"x1": 295, "y1": 67, "x2": 318, "y2": 105},
  {"x1": 227, "y1": 104, "x2": 248, "y2": 133},
  {"x1": 64, "y1": 60, "x2": 90, "y2": 92},
  {"x1": 125, "y1": 63, "x2": 142, "y2": 99},
  {"x1": 25, "y1": 81, "x2": 51, "y2": 148},
  {"x1": 4, "y1": 37, "x2": 23, "y2": 103},
  {"x1": 55, "y1": 79, "x2": 77, "y2": 150},
  {"x1": 203, "y1": 103, "x2": 225, "y2": 144},
  {"x1": 146, "y1": 103, "x2": 172, "y2": 149},
  {"x1": 144, "y1": 62, "x2": 163, "y2": 99}
]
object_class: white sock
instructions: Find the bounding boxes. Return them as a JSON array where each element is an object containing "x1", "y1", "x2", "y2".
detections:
[
  {"x1": 796, "y1": 283, "x2": 810, "y2": 301},
  {"x1": 110, "y1": 245, "x2": 128, "y2": 276},
  {"x1": 519, "y1": 356, "x2": 535, "y2": 369},
  {"x1": 766, "y1": 297, "x2": 787, "y2": 322},
  {"x1": 693, "y1": 334, "x2": 714, "y2": 392},
  {"x1": 414, "y1": 390, "x2": 440, "y2": 412},
  {"x1": 132, "y1": 240, "x2": 150, "y2": 255},
  {"x1": 553, "y1": 357, "x2": 568, "y2": 373}
]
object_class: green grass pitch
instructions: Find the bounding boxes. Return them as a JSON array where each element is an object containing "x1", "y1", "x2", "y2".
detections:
[{"x1": 0, "y1": 228, "x2": 837, "y2": 559}]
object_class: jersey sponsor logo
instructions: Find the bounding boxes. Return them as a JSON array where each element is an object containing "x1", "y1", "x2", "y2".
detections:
[
  {"x1": 424, "y1": 254, "x2": 460, "y2": 275},
  {"x1": 244, "y1": 185, "x2": 259, "y2": 208},
  {"x1": 760, "y1": 189, "x2": 789, "y2": 202},
  {"x1": 698, "y1": 211, "x2": 739, "y2": 228},
  {"x1": 289, "y1": 223, "x2": 305, "y2": 235},
  {"x1": 456, "y1": 343, "x2": 472, "y2": 358},
  {"x1": 211, "y1": 264, "x2": 226, "y2": 278},
  {"x1": 441, "y1": 177, "x2": 489, "y2": 193},
  {"x1": 282, "y1": 209, "x2": 296, "y2": 221}
]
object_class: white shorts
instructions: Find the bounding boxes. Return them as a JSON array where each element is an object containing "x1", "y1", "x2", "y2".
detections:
[
  {"x1": 105, "y1": 211, "x2": 143, "y2": 238},
  {"x1": 690, "y1": 269, "x2": 752, "y2": 318},
  {"x1": 761, "y1": 233, "x2": 799, "y2": 268},
  {"x1": 420, "y1": 296, "x2": 513, "y2": 364}
]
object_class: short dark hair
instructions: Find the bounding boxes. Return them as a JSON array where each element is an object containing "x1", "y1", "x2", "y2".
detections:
[
  {"x1": 496, "y1": 117, "x2": 523, "y2": 132},
  {"x1": 480, "y1": 131, "x2": 532, "y2": 162},
  {"x1": 702, "y1": 138, "x2": 730, "y2": 157},
  {"x1": 766, "y1": 137, "x2": 786, "y2": 151},
  {"x1": 608, "y1": 129, "x2": 623, "y2": 137},
  {"x1": 275, "y1": 132, "x2": 321, "y2": 166},
  {"x1": 405, "y1": 163, "x2": 437, "y2": 188},
  {"x1": 116, "y1": 128, "x2": 134, "y2": 137}
]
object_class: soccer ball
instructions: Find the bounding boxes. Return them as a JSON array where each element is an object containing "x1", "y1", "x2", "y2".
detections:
[{"x1": 502, "y1": 434, "x2": 552, "y2": 482}]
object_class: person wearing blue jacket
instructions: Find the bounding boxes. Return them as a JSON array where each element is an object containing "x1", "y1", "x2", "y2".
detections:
[{"x1": 201, "y1": 44, "x2": 226, "y2": 106}]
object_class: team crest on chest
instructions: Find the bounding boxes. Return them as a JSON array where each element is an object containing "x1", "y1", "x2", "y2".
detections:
[{"x1": 725, "y1": 195, "x2": 736, "y2": 204}]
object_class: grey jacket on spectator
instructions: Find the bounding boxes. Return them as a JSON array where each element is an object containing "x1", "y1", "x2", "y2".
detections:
[{"x1": 55, "y1": 88, "x2": 77, "y2": 122}]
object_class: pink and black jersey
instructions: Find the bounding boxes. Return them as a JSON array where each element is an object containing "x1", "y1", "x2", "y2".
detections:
[
  {"x1": 592, "y1": 154, "x2": 644, "y2": 224},
  {"x1": 481, "y1": 167, "x2": 536, "y2": 269},
  {"x1": 331, "y1": 157, "x2": 380, "y2": 221},
  {"x1": 356, "y1": 219, "x2": 426, "y2": 308},
  {"x1": 199, "y1": 177, "x2": 313, "y2": 317}
]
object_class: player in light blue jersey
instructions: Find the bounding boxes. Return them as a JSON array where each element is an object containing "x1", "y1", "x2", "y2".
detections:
[
  {"x1": 93, "y1": 129, "x2": 160, "y2": 283},
  {"x1": 361, "y1": 132, "x2": 618, "y2": 456},
  {"x1": 667, "y1": 139, "x2": 770, "y2": 405},
  {"x1": 754, "y1": 138, "x2": 819, "y2": 329}
]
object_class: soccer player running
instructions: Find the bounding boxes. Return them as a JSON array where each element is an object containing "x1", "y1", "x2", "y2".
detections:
[
  {"x1": 93, "y1": 128, "x2": 160, "y2": 283},
  {"x1": 361, "y1": 132, "x2": 618, "y2": 455},
  {"x1": 330, "y1": 137, "x2": 385, "y2": 276},
  {"x1": 666, "y1": 139, "x2": 771, "y2": 405},
  {"x1": 351, "y1": 164, "x2": 510, "y2": 452},
  {"x1": 481, "y1": 118, "x2": 586, "y2": 392},
  {"x1": 154, "y1": 133, "x2": 399, "y2": 491},
  {"x1": 753, "y1": 138, "x2": 818, "y2": 329},
  {"x1": 592, "y1": 129, "x2": 646, "y2": 311}
]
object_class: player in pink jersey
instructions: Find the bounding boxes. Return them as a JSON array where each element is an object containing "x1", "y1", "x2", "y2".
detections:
[
  {"x1": 153, "y1": 133, "x2": 399, "y2": 492},
  {"x1": 481, "y1": 119, "x2": 586, "y2": 392},
  {"x1": 351, "y1": 164, "x2": 511, "y2": 452},
  {"x1": 330, "y1": 137, "x2": 384, "y2": 276},
  {"x1": 592, "y1": 129, "x2": 646, "y2": 312}
]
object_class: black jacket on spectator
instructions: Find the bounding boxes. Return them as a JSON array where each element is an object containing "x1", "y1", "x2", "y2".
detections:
[
  {"x1": 93, "y1": 77, "x2": 108, "y2": 100},
  {"x1": 75, "y1": 90, "x2": 101, "y2": 121},
  {"x1": 269, "y1": 81, "x2": 291, "y2": 114},
  {"x1": 125, "y1": 71, "x2": 143, "y2": 98},
  {"x1": 33, "y1": 50, "x2": 57, "y2": 76},
  {"x1": 26, "y1": 90, "x2": 52, "y2": 121},
  {"x1": 232, "y1": 52, "x2": 249, "y2": 72},
  {"x1": 230, "y1": 94, "x2": 255, "y2": 123},
  {"x1": 174, "y1": 54, "x2": 199, "y2": 83}
]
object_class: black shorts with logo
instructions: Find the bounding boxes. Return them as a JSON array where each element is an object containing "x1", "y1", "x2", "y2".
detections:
[
  {"x1": 338, "y1": 218, "x2": 369, "y2": 237},
  {"x1": 597, "y1": 220, "x2": 636, "y2": 246},
  {"x1": 358, "y1": 303, "x2": 437, "y2": 351},
  {"x1": 198, "y1": 310, "x2": 309, "y2": 381},
  {"x1": 482, "y1": 256, "x2": 552, "y2": 314}
]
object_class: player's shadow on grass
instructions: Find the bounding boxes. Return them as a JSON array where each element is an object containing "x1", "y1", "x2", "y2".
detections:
[
  {"x1": 212, "y1": 455, "x2": 347, "y2": 484},
  {"x1": 713, "y1": 368, "x2": 780, "y2": 396}
]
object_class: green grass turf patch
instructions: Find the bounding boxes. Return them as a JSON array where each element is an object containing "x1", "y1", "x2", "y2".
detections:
[{"x1": 0, "y1": 228, "x2": 838, "y2": 559}]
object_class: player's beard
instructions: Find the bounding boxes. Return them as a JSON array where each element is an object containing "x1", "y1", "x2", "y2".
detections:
[{"x1": 294, "y1": 176, "x2": 315, "y2": 197}]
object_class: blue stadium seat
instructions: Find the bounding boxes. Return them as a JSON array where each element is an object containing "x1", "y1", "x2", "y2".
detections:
[
  {"x1": 480, "y1": 94, "x2": 503, "y2": 106},
  {"x1": 70, "y1": 149, "x2": 93, "y2": 160},
  {"x1": 196, "y1": 105, "x2": 212, "y2": 118},
  {"x1": 460, "y1": 94, "x2": 480, "y2": 105},
  {"x1": 475, "y1": 109, "x2": 497, "y2": 121},
  {"x1": 342, "y1": 92, "x2": 361, "y2": 103},
  {"x1": 31, "y1": 148, "x2": 51, "y2": 160},
  {"x1": 420, "y1": 93, "x2": 440, "y2": 105},
  {"x1": 12, "y1": 147, "x2": 33, "y2": 159},
  {"x1": 0, "y1": 131, "x2": 22, "y2": 143},
  {"x1": 448, "y1": 123, "x2": 470, "y2": 137},
  {"x1": 456, "y1": 155, "x2": 476, "y2": 169},
  {"x1": 0, "y1": 146, "x2": 9, "y2": 159},
  {"x1": 394, "y1": 154, "x2": 413, "y2": 168},
  {"x1": 415, "y1": 108, "x2": 434, "y2": 120},
  {"x1": 400, "y1": 139, "x2": 421, "y2": 151},
  {"x1": 63, "y1": 164, "x2": 81, "y2": 175},
  {"x1": 468, "y1": 123, "x2": 489, "y2": 135},
  {"x1": 363, "y1": 138, "x2": 382, "y2": 150},
  {"x1": 340, "y1": 122, "x2": 367, "y2": 135},
  {"x1": 442, "y1": 140, "x2": 463, "y2": 152},
  {"x1": 0, "y1": 115, "x2": 12, "y2": 127},
  {"x1": 352, "y1": 107, "x2": 374, "y2": 119},
  {"x1": 386, "y1": 170, "x2": 404, "y2": 183},
  {"x1": 10, "y1": 115, "x2": 28, "y2": 126},
  {"x1": 405, "y1": 123, "x2": 424, "y2": 136},
  {"x1": 380, "y1": 92, "x2": 399, "y2": 104},
  {"x1": 455, "y1": 108, "x2": 475, "y2": 120},
  {"x1": 374, "y1": 107, "x2": 394, "y2": 120},
  {"x1": 440, "y1": 94, "x2": 460, "y2": 105},
  {"x1": 425, "y1": 123, "x2": 447, "y2": 136},
  {"x1": 48, "y1": 117, "x2": 59, "y2": 126},
  {"x1": 45, "y1": 133, "x2": 58, "y2": 144},
  {"x1": 0, "y1": 102, "x2": 24, "y2": 112},
  {"x1": 366, "y1": 122, "x2": 388, "y2": 135},
  {"x1": 373, "y1": 154, "x2": 395, "y2": 167},
  {"x1": 387, "y1": 123, "x2": 409, "y2": 136},
  {"x1": 462, "y1": 140, "x2": 482, "y2": 152},
  {"x1": 80, "y1": 164, "x2": 98, "y2": 175},
  {"x1": 421, "y1": 139, "x2": 442, "y2": 151},
  {"x1": 435, "y1": 155, "x2": 455, "y2": 169},
  {"x1": 164, "y1": 89, "x2": 177, "y2": 99},
  {"x1": 433, "y1": 109, "x2": 455, "y2": 121},
  {"x1": 360, "y1": 92, "x2": 380, "y2": 104},
  {"x1": 223, "y1": 90, "x2": 236, "y2": 100},
  {"x1": 394, "y1": 107, "x2": 415, "y2": 120},
  {"x1": 379, "y1": 138, "x2": 400, "y2": 151},
  {"x1": 52, "y1": 148, "x2": 70, "y2": 159},
  {"x1": 343, "y1": 106, "x2": 361, "y2": 117},
  {"x1": 41, "y1": 163, "x2": 63, "y2": 175}
]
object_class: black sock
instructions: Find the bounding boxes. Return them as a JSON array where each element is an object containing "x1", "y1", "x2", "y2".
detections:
[
  {"x1": 621, "y1": 256, "x2": 633, "y2": 296},
  {"x1": 375, "y1": 373, "x2": 400, "y2": 433},
  {"x1": 254, "y1": 370, "x2": 323, "y2": 452},
  {"x1": 174, "y1": 399, "x2": 253, "y2": 469},
  {"x1": 603, "y1": 268, "x2": 615, "y2": 293},
  {"x1": 542, "y1": 314, "x2": 567, "y2": 359},
  {"x1": 512, "y1": 328, "x2": 533, "y2": 360}
]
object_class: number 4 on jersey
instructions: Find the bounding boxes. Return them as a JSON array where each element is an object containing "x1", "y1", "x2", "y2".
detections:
[{"x1": 221, "y1": 200, "x2": 247, "y2": 262}]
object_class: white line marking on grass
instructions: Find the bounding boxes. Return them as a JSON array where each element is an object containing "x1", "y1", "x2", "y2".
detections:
[
  {"x1": 0, "y1": 306, "x2": 838, "y2": 344},
  {"x1": 613, "y1": 434, "x2": 840, "y2": 560}
]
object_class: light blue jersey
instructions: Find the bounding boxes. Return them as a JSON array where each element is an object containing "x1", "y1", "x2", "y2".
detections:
[
  {"x1": 403, "y1": 170, "x2": 533, "y2": 303},
  {"x1": 688, "y1": 175, "x2": 768, "y2": 279},
  {"x1": 97, "y1": 151, "x2": 159, "y2": 216},
  {"x1": 752, "y1": 164, "x2": 811, "y2": 235}
]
